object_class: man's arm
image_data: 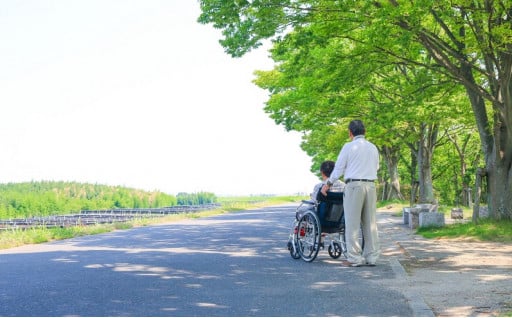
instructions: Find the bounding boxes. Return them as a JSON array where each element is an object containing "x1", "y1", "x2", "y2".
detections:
[{"x1": 322, "y1": 145, "x2": 348, "y2": 195}]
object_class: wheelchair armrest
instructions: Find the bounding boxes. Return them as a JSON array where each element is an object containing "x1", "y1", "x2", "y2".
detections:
[{"x1": 301, "y1": 200, "x2": 315, "y2": 205}]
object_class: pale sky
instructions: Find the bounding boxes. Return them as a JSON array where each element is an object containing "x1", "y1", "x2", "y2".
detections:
[{"x1": 0, "y1": 1, "x2": 321, "y2": 196}]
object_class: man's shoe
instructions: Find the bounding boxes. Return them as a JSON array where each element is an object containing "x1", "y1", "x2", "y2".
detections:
[
  {"x1": 341, "y1": 260, "x2": 362, "y2": 267},
  {"x1": 365, "y1": 262, "x2": 376, "y2": 267}
]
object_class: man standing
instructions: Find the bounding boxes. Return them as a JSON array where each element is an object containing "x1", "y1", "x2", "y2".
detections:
[{"x1": 321, "y1": 120, "x2": 380, "y2": 267}]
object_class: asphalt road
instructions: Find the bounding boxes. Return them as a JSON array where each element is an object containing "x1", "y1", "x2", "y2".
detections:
[{"x1": 0, "y1": 204, "x2": 412, "y2": 317}]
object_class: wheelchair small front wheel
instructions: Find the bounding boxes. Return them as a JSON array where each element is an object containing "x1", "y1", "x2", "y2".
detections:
[
  {"x1": 328, "y1": 242, "x2": 342, "y2": 259},
  {"x1": 288, "y1": 240, "x2": 300, "y2": 259}
]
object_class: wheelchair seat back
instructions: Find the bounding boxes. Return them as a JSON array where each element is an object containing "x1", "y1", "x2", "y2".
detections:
[{"x1": 315, "y1": 191, "x2": 344, "y2": 233}]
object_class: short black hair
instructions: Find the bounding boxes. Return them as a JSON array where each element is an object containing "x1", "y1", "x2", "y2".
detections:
[
  {"x1": 349, "y1": 119, "x2": 365, "y2": 136},
  {"x1": 320, "y1": 160, "x2": 336, "y2": 177}
]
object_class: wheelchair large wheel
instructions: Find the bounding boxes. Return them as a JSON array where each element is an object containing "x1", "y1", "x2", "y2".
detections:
[{"x1": 295, "y1": 211, "x2": 321, "y2": 262}]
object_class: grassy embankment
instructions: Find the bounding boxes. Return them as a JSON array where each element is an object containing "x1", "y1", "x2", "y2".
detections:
[{"x1": 0, "y1": 195, "x2": 303, "y2": 250}]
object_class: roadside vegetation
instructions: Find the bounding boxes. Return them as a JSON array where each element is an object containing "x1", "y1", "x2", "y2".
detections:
[{"x1": 0, "y1": 181, "x2": 217, "y2": 219}]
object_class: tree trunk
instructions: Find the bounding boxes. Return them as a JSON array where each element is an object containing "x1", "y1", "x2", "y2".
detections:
[
  {"x1": 486, "y1": 142, "x2": 512, "y2": 221},
  {"x1": 446, "y1": 128, "x2": 475, "y2": 207},
  {"x1": 472, "y1": 168, "x2": 484, "y2": 224},
  {"x1": 408, "y1": 143, "x2": 418, "y2": 207},
  {"x1": 463, "y1": 74, "x2": 512, "y2": 221},
  {"x1": 417, "y1": 123, "x2": 438, "y2": 204},
  {"x1": 381, "y1": 145, "x2": 405, "y2": 201}
]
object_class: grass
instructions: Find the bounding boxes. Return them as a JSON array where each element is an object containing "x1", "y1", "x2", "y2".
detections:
[
  {"x1": 417, "y1": 218, "x2": 512, "y2": 242},
  {"x1": 0, "y1": 195, "x2": 306, "y2": 250},
  {"x1": 0, "y1": 222, "x2": 135, "y2": 249}
]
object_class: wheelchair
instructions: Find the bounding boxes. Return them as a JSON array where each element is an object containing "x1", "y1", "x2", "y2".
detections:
[{"x1": 287, "y1": 191, "x2": 347, "y2": 262}]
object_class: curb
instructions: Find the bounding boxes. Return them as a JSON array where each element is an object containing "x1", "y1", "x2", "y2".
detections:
[
  {"x1": 377, "y1": 211, "x2": 435, "y2": 317},
  {"x1": 389, "y1": 256, "x2": 435, "y2": 316}
]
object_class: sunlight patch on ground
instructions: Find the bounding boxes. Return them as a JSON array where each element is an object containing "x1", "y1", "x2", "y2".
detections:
[
  {"x1": 196, "y1": 302, "x2": 228, "y2": 308},
  {"x1": 113, "y1": 263, "x2": 169, "y2": 273},
  {"x1": 439, "y1": 305, "x2": 474, "y2": 317},
  {"x1": 310, "y1": 281, "x2": 345, "y2": 290},
  {"x1": 51, "y1": 257, "x2": 79, "y2": 263},
  {"x1": 174, "y1": 219, "x2": 272, "y2": 226},
  {"x1": 161, "y1": 307, "x2": 177, "y2": 312},
  {"x1": 185, "y1": 284, "x2": 202, "y2": 288},
  {"x1": 478, "y1": 274, "x2": 511, "y2": 282},
  {"x1": 3, "y1": 243, "x2": 260, "y2": 259}
]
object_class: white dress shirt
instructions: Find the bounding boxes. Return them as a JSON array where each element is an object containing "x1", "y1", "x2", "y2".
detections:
[{"x1": 328, "y1": 135, "x2": 379, "y2": 183}]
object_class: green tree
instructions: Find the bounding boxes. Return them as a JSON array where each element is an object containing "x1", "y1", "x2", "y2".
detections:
[
  {"x1": 0, "y1": 181, "x2": 179, "y2": 218},
  {"x1": 254, "y1": 19, "x2": 468, "y2": 204},
  {"x1": 198, "y1": 0, "x2": 512, "y2": 220}
]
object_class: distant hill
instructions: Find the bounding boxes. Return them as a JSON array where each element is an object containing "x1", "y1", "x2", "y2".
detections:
[{"x1": 0, "y1": 181, "x2": 215, "y2": 219}]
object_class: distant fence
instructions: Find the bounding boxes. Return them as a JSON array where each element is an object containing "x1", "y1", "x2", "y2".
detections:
[
  {"x1": 80, "y1": 204, "x2": 221, "y2": 215},
  {"x1": 0, "y1": 204, "x2": 221, "y2": 230}
]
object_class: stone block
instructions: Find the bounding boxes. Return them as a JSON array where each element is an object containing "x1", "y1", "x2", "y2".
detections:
[
  {"x1": 419, "y1": 212, "x2": 445, "y2": 228},
  {"x1": 415, "y1": 203, "x2": 438, "y2": 213},
  {"x1": 479, "y1": 206, "x2": 489, "y2": 218},
  {"x1": 403, "y1": 207, "x2": 410, "y2": 225},
  {"x1": 408, "y1": 207, "x2": 420, "y2": 229},
  {"x1": 451, "y1": 208, "x2": 463, "y2": 219}
]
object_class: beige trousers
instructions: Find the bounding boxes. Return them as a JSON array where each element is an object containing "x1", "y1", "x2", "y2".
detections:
[{"x1": 343, "y1": 181, "x2": 380, "y2": 264}]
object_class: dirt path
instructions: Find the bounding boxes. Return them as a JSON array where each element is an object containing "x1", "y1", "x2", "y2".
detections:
[{"x1": 378, "y1": 210, "x2": 512, "y2": 317}]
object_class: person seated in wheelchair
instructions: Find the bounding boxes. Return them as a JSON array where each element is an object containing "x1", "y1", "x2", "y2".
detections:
[{"x1": 296, "y1": 160, "x2": 345, "y2": 220}]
